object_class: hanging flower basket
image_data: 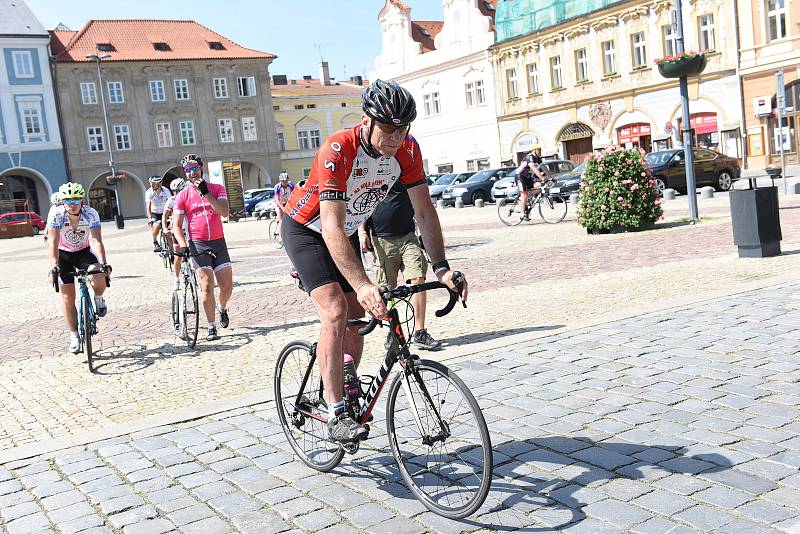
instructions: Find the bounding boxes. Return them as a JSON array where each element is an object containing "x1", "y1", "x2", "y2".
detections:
[{"x1": 655, "y1": 51, "x2": 707, "y2": 79}]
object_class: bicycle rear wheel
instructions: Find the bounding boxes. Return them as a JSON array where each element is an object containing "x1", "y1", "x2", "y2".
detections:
[
  {"x1": 386, "y1": 359, "x2": 492, "y2": 519},
  {"x1": 81, "y1": 294, "x2": 95, "y2": 373},
  {"x1": 183, "y1": 280, "x2": 199, "y2": 348},
  {"x1": 171, "y1": 289, "x2": 182, "y2": 338},
  {"x1": 538, "y1": 195, "x2": 567, "y2": 223},
  {"x1": 269, "y1": 219, "x2": 283, "y2": 249},
  {"x1": 275, "y1": 341, "x2": 344, "y2": 472},
  {"x1": 497, "y1": 198, "x2": 522, "y2": 226}
]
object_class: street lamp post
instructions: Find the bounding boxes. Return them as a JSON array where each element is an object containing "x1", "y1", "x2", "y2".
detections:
[
  {"x1": 673, "y1": 0, "x2": 699, "y2": 223},
  {"x1": 86, "y1": 53, "x2": 124, "y2": 229}
]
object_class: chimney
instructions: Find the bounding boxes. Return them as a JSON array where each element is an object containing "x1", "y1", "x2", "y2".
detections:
[
  {"x1": 271, "y1": 74, "x2": 288, "y2": 85},
  {"x1": 319, "y1": 61, "x2": 331, "y2": 86},
  {"x1": 302, "y1": 75, "x2": 312, "y2": 80},
  {"x1": 350, "y1": 75, "x2": 363, "y2": 86}
]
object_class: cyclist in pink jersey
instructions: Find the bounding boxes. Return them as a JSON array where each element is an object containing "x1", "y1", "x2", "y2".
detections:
[{"x1": 172, "y1": 154, "x2": 233, "y2": 341}]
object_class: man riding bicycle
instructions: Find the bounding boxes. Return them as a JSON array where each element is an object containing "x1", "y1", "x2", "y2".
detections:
[
  {"x1": 281, "y1": 79, "x2": 468, "y2": 444},
  {"x1": 516, "y1": 144, "x2": 547, "y2": 221},
  {"x1": 162, "y1": 177, "x2": 188, "y2": 288},
  {"x1": 145, "y1": 175, "x2": 171, "y2": 252},
  {"x1": 273, "y1": 171, "x2": 294, "y2": 226},
  {"x1": 172, "y1": 154, "x2": 233, "y2": 341},
  {"x1": 46, "y1": 182, "x2": 111, "y2": 354}
]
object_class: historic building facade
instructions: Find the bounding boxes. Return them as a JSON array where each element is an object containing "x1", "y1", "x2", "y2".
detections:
[{"x1": 491, "y1": 0, "x2": 741, "y2": 165}]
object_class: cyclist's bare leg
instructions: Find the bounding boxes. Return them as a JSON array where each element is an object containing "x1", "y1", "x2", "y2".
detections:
[
  {"x1": 196, "y1": 267, "x2": 217, "y2": 322},
  {"x1": 60, "y1": 283, "x2": 78, "y2": 331},
  {"x1": 518, "y1": 190, "x2": 528, "y2": 216},
  {"x1": 343, "y1": 291, "x2": 364, "y2": 369},
  {"x1": 309, "y1": 282, "x2": 349, "y2": 405},
  {"x1": 150, "y1": 221, "x2": 160, "y2": 243},
  {"x1": 410, "y1": 276, "x2": 428, "y2": 331},
  {"x1": 88, "y1": 264, "x2": 107, "y2": 296},
  {"x1": 214, "y1": 265, "x2": 233, "y2": 310}
]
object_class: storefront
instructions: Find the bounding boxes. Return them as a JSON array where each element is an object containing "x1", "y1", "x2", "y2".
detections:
[
  {"x1": 767, "y1": 80, "x2": 799, "y2": 165},
  {"x1": 89, "y1": 187, "x2": 116, "y2": 221},
  {"x1": 677, "y1": 112, "x2": 719, "y2": 150},
  {"x1": 558, "y1": 123, "x2": 594, "y2": 164},
  {"x1": 616, "y1": 123, "x2": 652, "y2": 152}
]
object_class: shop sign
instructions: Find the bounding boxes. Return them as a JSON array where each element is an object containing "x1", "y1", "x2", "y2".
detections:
[
  {"x1": 753, "y1": 96, "x2": 772, "y2": 117},
  {"x1": 514, "y1": 132, "x2": 539, "y2": 152}
]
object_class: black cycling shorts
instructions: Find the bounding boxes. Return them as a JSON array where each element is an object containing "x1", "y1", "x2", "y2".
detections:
[
  {"x1": 150, "y1": 212, "x2": 163, "y2": 224},
  {"x1": 282, "y1": 216, "x2": 361, "y2": 294},
  {"x1": 58, "y1": 247, "x2": 99, "y2": 284},
  {"x1": 518, "y1": 174, "x2": 535, "y2": 191},
  {"x1": 189, "y1": 238, "x2": 231, "y2": 272}
]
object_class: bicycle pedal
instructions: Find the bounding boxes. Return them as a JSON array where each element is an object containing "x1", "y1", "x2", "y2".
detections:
[{"x1": 342, "y1": 441, "x2": 360, "y2": 454}]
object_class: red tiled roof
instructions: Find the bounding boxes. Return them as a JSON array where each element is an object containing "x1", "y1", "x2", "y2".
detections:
[
  {"x1": 49, "y1": 30, "x2": 77, "y2": 57},
  {"x1": 388, "y1": 0, "x2": 411, "y2": 13},
  {"x1": 49, "y1": 20, "x2": 276, "y2": 63},
  {"x1": 272, "y1": 78, "x2": 368, "y2": 97},
  {"x1": 411, "y1": 21, "x2": 443, "y2": 53}
]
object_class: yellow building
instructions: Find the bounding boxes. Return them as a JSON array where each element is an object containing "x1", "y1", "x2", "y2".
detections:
[{"x1": 271, "y1": 63, "x2": 367, "y2": 180}]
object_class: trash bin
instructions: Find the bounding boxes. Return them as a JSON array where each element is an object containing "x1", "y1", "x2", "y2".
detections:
[{"x1": 729, "y1": 186, "x2": 781, "y2": 258}]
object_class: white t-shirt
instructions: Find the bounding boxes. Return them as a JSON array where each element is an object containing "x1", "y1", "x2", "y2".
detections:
[
  {"x1": 48, "y1": 205, "x2": 101, "y2": 252},
  {"x1": 145, "y1": 187, "x2": 172, "y2": 214}
]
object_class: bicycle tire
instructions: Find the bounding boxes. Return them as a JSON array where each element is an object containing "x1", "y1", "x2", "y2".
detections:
[
  {"x1": 171, "y1": 289, "x2": 181, "y2": 337},
  {"x1": 275, "y1": 341, "x2": 344, "y2": 472},
  {"x1": 538, "y1": 195, "x2": 568, "y2": 223},
  {"x1": 497, "y1": 198, "x2": 523, "y2": 226},
  {"x1": 81, "y1": 294, "x2": 95, "y2": 373},
  {"x1": 386, "y1": 359, "x2": 492, "y2": 519},
  {"x1": 183, "y1": 279, "x2": 199, "y2": 348},
  {"x1": 269, "y1": 219, "x2": 283, "y2": 249}
]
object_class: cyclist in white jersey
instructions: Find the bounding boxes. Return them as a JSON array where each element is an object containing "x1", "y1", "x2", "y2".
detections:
[
  {"x1": 145, "y1": 175, "x2": 171, "y2": 252},
  {"x1": 47, "y1": 182, "x2": 111, "y2": 353}
]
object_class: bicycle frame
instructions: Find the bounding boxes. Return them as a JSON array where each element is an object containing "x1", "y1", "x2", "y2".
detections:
[{"x1": 75, "y1": 273, "x2": 96, "y2": 338}]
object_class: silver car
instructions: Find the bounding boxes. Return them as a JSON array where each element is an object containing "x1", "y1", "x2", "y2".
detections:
[
  {"x1": 491, "y1": 159, "x2": 576, "y2": 200},
  {"x1": 429, "y1": 172, "x2": 475, "y2": 202},
  {"x1": 254, "y1": 197, "x2": 277, "y2": 219}
]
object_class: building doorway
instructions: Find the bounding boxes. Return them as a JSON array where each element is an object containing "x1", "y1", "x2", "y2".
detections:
[
  {"x1": 557, "y1": 122, "x2": 594, "y2": 164},
  {"x1": 89, "y1": 187, "x2": 115, "y2": 221},
  {"x1": 616, "y1": 123, "x2": 652, "y2": 152},
  {"x1": 768, "y1": 79, "x2": 799, "y2": 165},
  {"x1": 0, "y1": 172, "x2": 47, "y2": 215}
]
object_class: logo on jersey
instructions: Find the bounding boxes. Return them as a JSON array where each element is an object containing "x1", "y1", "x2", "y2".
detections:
[
  {"x1": 353, "y1": 168, "x2": 368, "y2": 177},
  {"x1": 350, "y1": 183, "x2": 390, "y2": 216}
]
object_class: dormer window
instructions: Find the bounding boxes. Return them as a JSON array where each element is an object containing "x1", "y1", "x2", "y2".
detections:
[
  {"x1": 419, "y1": 28, "x2": 430, "y2": 37},
  {"x1": 208, "y1": 41, "x2": 225, "y2": 50},
  {"x1": 96, "y1": 43, "x2": 114, "y2": 52},
  {"x1": 153, "y1": 42, "x2": 171, "y2": 52}
]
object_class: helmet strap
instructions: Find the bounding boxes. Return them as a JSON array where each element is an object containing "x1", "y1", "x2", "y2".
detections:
[{"x1": 358, "y1": 122, "x2": 381, "y2": 159}]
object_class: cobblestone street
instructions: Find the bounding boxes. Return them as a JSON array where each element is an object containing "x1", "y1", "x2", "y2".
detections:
[{"x1": 1, "y1": 280, "x2": 799, "y2": 533}]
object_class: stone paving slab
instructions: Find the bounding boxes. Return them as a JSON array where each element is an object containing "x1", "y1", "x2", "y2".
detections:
[{"x1": 2, "y1": 282, "x2": 799, "y2": 532}]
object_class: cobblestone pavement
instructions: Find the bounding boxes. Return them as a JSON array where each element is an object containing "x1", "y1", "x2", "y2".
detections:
[
  {"x1": 2, "y1": 196, "x2": 800, "y2": 450},
  {"x1": 2, "y1": 282, "x2": 799, "y2": 533}
]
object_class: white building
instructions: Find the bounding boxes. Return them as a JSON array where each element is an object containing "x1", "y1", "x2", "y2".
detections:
[{"x1": 371, "y1": 0, "x2": 503, "y2": 174}]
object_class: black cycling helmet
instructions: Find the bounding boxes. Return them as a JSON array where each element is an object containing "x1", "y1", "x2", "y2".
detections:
[
  {"x1": 180, "y1": 153, "x2": 203, "y2": 168},
  {"x1": 361, "y1": 79, "x2": 417, "y2": 126}
]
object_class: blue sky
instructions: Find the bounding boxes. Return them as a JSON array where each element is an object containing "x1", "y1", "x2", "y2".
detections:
[{"x1": 27, "y1": 0, "x2": 444, "y2": 80}]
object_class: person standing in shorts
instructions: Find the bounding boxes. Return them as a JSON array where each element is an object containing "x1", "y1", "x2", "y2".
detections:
[
  {"x1": 359, "y1": 180, "x2": 442, "y2": 350},
  {"x1": 172, "y1": 154, "x2": 233, "y2": 341}
]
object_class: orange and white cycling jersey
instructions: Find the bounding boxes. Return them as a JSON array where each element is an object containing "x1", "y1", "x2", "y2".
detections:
[{"x1": 284, "y1": 125, "x2": 426, "y2": 236}]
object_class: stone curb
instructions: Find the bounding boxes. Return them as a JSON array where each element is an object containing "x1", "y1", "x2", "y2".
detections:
[{"x1": 3, "y1": 271, "x2": 798, "y2": 465}]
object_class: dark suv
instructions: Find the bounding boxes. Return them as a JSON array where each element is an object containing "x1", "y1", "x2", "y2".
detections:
[
  {"x1": 645, "y1": 148, "x2": 741, "y2": 194},
  {"x1": 441, "y1": 167, "x2": 514, "y2": 206}
]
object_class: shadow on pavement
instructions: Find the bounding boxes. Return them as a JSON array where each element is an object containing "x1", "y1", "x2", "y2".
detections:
[{"x1": 444, "y1": 325, "x2": 565, "y2": 348}]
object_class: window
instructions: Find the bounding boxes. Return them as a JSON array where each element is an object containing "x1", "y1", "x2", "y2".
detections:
[
  {"x1": 294, "y1": 104, "x2": 304, "y2": 110},
  {"x1": 465, "y1": 82, "x2": 477, "y2": 107},
  {"x1": 550, "y1": 56, "x2": 563, "y2": 89},
  {"x1": 19, "y1": 101, "x2": 43, "y2": 138},
  {"x1": 767, "y1": 0, "x2": 787, "y2": 40},
  {"x1": 242, "y1": 117, "x2": 257, "y2": 141},
  {"x1": 662, "y1": 25, "x2": 677, "y2": 57},
  {"x1": 208, "y1": 41, "x2": 225, "y2": 50},
  {"x1": 218, "y1": 119, "x2": 234, "y2": 143},
  {"x1": 527, "y1": 63, "x2": 539, "y2": 94},
  {"x1": 475, "y1": 80, "x2": 485, "y2": 104},
  {"x1": 423, "y1": 92, "x2": 441, "y2": 116},
  {"x1": 575, "y1": 49, "x2": 588, "y2": 82},
  {"x1": 297, "y1": 130, "x2": 309, "y2": 150},
  {"x1": 107, "y1": 81, "x2": 124, "y2": 104},
  {"x1": 277, "y1": 131, "x2": 285, "y2": 151},
  {"x1": 341, "y1": 102, "x2": 347, "y2": 107},
  {"x1": 602, "y1": 40, "x2": 617, "y2": 75},
  {"x1": 149, "y1": 80, "x2": 165, "y2": 102},
  {"x1": 156, "y1": 122, "x2": 173, "y2": 147},
  {"x1": 213, "y1": 78, "x2": 228, "y2": 98},
  {"x1": 113, "y1": 125, "x2": 131, "y2": 150},
  {"x1": 153, "y1": 42, "x2": 170, "y2": 52},
  {"x1": 179, "y1": 121, "x2": 195, "y2": 145},
  {"x1": 11, "y1": 51, "x2": 33, "y2": 78},
  {"x1": 80, "y1": 82, "x2": 97, "y2": 105},
  {"x1": 698, "y1": 14, "x2": 715, "y2": 51},
  {"x1": 87, "y1": 126, "x2": 104, "y2": 152},
  {"x1": 302, "y1": 168, "x2": 311, "y2": 178},
  {"x1": 174, "y1": 79, "x2": 189, "y2": 100},
  {"x1": 506, "y1": 68, "x2": 518, "y2": 99},
  {"x1": 310, "y1": 129, "x2": 321, "y2": 148},
  {"x1": 631, "y1": 32, "x2": 647, "y2": 68},
  {"x1": 96, "y1": 43, "x2": 113, "y2": 52},
  {"x1": 237, "y1": 76, "x2": 257, "y2": 97},
  {"x1": 297, "y1": 129, "x2": 321, "y2": 150},
  {"x1": 307, "y1": 104, "x2": 316, "y2": 109}
]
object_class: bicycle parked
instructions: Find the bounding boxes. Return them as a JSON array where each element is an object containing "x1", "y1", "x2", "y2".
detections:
[
  {"x1": 52, "y1": 265, "x2": 111, "y2": 373},
  {"x1": 268, "y1": 219, "x2": 283, "y2": 249},
  {"x1": 274, "y1": 276, "x2": 492, "y2": 519},
  {"x1": 497, "y1": 178, "x2": 568, "y2": 226},
  {"x1": 170, "y1": 249, "x2": 212, "y2": 349}
]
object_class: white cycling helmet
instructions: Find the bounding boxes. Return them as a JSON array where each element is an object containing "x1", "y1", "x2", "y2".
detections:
[
  {"x1": 170, "y1": 178, "x2": 186, "y2": 192},
  {"x1": 279, "y1": 172, "x2": 289, "y2": 181},
  {"x1": 149, "y1": 175, "x2": 162, "y2": 184},
  {"x1": 50, "y1": 192, "x2": 61, "y2": 206}
]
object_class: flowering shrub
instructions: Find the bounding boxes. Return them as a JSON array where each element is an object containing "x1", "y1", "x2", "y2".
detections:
[
  {"x1": 654, "y1": 50, "x2": 703, "y2": 65},
  {"x1": 577, "y1": 146, "x2": 663, "y2": 230}
]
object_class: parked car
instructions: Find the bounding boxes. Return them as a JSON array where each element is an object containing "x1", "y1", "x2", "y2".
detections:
[
  {"x1": 441, "y1": 167, "x2": 514, "y2": 206},
  {"x1": 426, "y1": 173, "x2": 444, "y2": 185},
  {"x1": 429, "y1": 172, "x2": 474, "y2": 202},
  {"x1": 644, "y1": 148, "x2": 741, "y2": 194},
  {"x1": 0, "y1": 211, "x2": 45, "y2": 235},
  {"x1": 550, "y1": 163, "x2": 587, "y2": 200},
  {"x1": 254, "y1": 197, "x2": 277, "y2": 219},
  {"x1": 244, "y1": 188, "x2": 270, "y2": 200},
  {"x1": 245, "y1": 190, "x2": 274, "y2": 216},
  {"x1": 491, "y1": 159, "x2": 577, "y2": 201}
]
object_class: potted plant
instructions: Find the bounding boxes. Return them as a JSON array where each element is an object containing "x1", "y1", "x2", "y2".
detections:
[
  {"x1": 577, "y1": 147, "x2": 663, "y2": 233},
  {"x1": 655, "y1": 51, "x2": 707, "y2": 78}
]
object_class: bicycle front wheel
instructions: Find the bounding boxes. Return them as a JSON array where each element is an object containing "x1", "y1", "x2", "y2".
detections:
[
  {"x1": 538, "y1": 195, "x2": 567, "y2": 223},
  {"x1": 386, "y1": 359, "x2": 492, "y2": 519},
  {"x1": 269, "y1": 219, "x2": 283, "y2": 249},
  {"x1": 274, "y1": 341, "x2": 344, "y2": 472},
  {"x1": 171, "y1": 289, "x2": 181, "y2": 337},
  {"x1": 81, "y1": 294, "x2": 95, "y2": 373},
  {"x1": 497, "y1": 198, "x2": 522, "y2": 226},
  {"x1": 183, "y1": 280, "x2": 199, "y2": 348}
]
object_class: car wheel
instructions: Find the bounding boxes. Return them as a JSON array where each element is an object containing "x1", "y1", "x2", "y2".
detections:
[
  {"x1": 715, "y1": 171, "x2": 733, "y2": 192},
  {"x1": 471, "y1": 190, "x2": 487, "y2": 204},
  {"x1": 654, "y1": 177, "x2": 667, "y2": 195}
]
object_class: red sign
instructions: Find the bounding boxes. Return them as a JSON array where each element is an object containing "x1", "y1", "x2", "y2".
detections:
[
  {"x1": 678, "y1": 112, "x2": 718, "y2": 135},
  {"x1": 617, "y1": 123, "x2": 652, "y2": 144}
]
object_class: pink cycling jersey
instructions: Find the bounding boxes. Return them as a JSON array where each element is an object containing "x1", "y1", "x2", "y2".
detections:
[{"x1": 173, "y1": 182, "x2": 228, "y2": 241}]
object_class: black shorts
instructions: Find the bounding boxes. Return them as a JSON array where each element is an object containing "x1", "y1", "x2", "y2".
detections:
[
  {"x1": 150, "y1": 212, "x2": 163, "y2": 224},
  {"x1": 282, "y1": 216, "x2": 361, "y2": 294},
  {"x1": 518, "y1": 175, "x2": 535, "y2": 191},
  {"x1": 189, "y1": 238, "x2": 231, "y2": 272},
  {"x1": 58, "y1": 247, "x2": 99, "y2": 284}
]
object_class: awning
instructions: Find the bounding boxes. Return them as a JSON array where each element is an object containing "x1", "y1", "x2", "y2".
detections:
[
  {"x1": 678, "y1": 113, "x2": 718, "y2": 135},
  {"x1": 557, "y1": 122, "x2": 594, "y2": 142}
]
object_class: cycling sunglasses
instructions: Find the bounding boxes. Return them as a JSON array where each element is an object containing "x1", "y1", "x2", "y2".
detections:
[
  {"x1": 183, "y1": 165, "x2": 201, "y2": 173},
  {"x1": 374, "y1": 121, "x2": 410, "y2": 136},
  {"x1": 63, "y1": 199, "x2": 82, "y2": 205}
]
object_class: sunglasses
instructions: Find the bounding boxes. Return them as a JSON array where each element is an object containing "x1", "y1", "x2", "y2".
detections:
[
  {"x1": 63, "y1": 199, "x2": 82, "y2": 205},
  {"x1": 374, "y1": 121, "x2": 410, "y2": 136},
  {"x1": 183, "y1": 165, "x2": 201, "y2": 174}
]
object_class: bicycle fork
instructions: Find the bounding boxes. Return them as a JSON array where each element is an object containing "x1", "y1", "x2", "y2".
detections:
[{"x1": 400, "y1": 362, "x2": 451, "y2": 446}]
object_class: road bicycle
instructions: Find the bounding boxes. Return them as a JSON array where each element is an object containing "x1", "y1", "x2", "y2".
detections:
[
  {"x1": 274, "y1": 276, "x2": 493, "y2": 518},
  {"x1": 53, "y1": 265, "x2": 111, "y2": 373},
  {"x1": 171, "y1": 249, "x2": 212, "y2": 349},
  {"x1": 497, "y1": 179, "x2": 568, "y2": 225},
  {"x1": 158, "y1": 229, "x2": 174, "y2": 269},
  {"x1": 268, "y1": 218, "x2": 283, "y2": 249}
]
